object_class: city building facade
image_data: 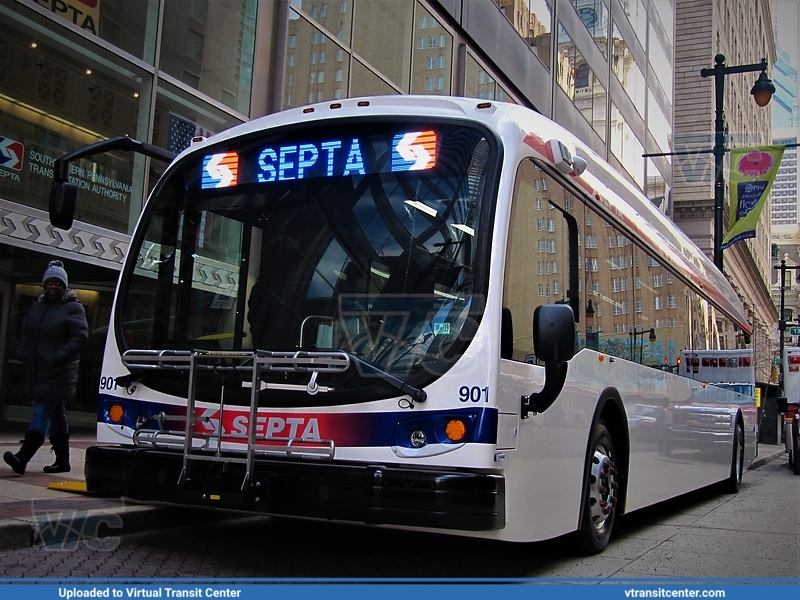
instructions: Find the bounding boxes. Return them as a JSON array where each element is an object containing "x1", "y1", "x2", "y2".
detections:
[
  {"x1": 770, "y1": 0, "x2": 800, "y2": 356},
  {"x1": 672, "y1": 0, "x2": 777, "y2": 382},
  {"x1": 0, "y1": 0, "x2": 677, "y2": 425}
]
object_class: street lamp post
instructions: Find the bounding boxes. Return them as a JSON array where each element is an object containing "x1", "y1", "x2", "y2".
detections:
[
  {"x1": 629, "y1": 327, "x2": 656, "y2": 364},
  {"x1": 700, "y1": 54, "x2": 775, "y2": 272},
  {"x1": 775, "y1": 259, "x2": 800, "y2": 394}
]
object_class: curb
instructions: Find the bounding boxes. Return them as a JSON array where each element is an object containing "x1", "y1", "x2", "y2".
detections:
[{"x1": 749, "y1": 447, "x2": 786, "y2": 470}]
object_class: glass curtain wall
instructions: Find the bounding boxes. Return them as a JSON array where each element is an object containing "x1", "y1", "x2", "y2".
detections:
[
  {"x1": 0, "y1": 0, "x2": 256, "y2": 425},
  {"x1": 283, "y1": 1, "x2": 458, "y2": 105}
]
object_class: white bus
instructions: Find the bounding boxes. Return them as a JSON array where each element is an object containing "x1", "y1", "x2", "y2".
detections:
[{"x1": 56, "y1": 96, "x2": 756, "y2": 554}]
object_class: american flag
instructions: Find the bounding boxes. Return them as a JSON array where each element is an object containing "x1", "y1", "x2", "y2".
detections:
[{"x1": 168, "y1": 113, "x2": 197, "y2": 154}]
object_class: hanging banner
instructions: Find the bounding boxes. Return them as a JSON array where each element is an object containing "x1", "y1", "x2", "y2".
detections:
[{"x1": 721, "y1": 145, "x2": 785, "y2": 250}]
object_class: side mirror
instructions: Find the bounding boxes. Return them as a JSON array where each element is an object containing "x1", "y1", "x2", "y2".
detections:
[
  {"x1": 533, "y1": 304, "x2": 576, "y2": 362},
  {"x1": 49, "y1": 181, "x2": 78, "y2": 230},
  {"x1": 522, "y1": 304, "x2": 576, "y2": 417}
]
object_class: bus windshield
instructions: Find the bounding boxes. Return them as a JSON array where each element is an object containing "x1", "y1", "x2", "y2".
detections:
[{"x1": 118, "y1": 119, "x2": 496, "y2": 401}]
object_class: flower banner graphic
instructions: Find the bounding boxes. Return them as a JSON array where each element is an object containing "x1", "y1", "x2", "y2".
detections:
[{"x1": 721, "y1": 145, "x2": 785, "y2": 250}]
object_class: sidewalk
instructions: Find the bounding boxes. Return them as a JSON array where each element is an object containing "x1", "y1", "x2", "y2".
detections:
[
  {"x1": 0, "y1": 430, "x2": 242, "y2": 551},
  {"x1": 0, "y1": 430, "x2": 789, "y2": 552}
]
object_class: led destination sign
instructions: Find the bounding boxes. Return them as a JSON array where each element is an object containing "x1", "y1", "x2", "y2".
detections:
[{"x1": 201, "y1": 130, "x2": 437, "y2": 190}]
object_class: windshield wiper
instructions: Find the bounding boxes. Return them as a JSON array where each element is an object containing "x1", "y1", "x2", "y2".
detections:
[{"x1": 342, "y1": 351, "x2": 427, "y2": 403}]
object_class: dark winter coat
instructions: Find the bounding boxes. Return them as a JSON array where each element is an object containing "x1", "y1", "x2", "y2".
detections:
[{"x1": 17, "y1": 290, "x2": 88, "y2": 403}]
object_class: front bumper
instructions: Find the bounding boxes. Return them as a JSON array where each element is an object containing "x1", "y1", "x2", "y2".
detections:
[{"x1": 84, "y1": 445, "x2": 505, "y2": 531}]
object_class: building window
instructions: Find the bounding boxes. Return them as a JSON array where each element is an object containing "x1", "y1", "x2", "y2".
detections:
[
  {"x1": 186, "y1": 30, "x2": 204, "y2": 62},
  {"x1": 189, "y1": 0, "x2": 206, "y2": 22},
  {"x1": 289, "y1": 35, "x2": 297, "y2": 48},
  {"x1": 667, "y1": 294, "x2": 676, "y2": 309}
]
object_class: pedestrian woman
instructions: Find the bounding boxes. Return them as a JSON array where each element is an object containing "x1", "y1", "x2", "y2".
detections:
[{"x1": 4, "y1": 260, "x2": 88, "y2": 475}]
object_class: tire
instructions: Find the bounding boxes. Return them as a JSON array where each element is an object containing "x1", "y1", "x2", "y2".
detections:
[
  {"x1": 578, "y1": 421, "x2": 618, "y2": 555},
  {"x1": 723, "y1": 422, "x2": 744, "y2": 493}
]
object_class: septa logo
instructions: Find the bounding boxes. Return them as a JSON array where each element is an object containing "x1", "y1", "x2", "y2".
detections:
[
  {"x1": 202, "y1": 152, "x2": 239, "y2": 189},
  {"x1": 391, "y1": 131, "x2": 437, "y2": 171},
  {"x1": 0, "y1": 136, "x2": 24, "y2": 171}
]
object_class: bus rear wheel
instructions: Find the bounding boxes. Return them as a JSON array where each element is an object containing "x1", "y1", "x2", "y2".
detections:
[
  {"x1": 578, "y1": 421, "x2": 618, "y2": 554},
  {"x1": 723, "y1": 422, "x2": 744, "y2": 493}
]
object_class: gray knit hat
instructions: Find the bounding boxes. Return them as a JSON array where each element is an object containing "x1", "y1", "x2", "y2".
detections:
[{"x1": 42, "y1": 260, "x2": 68, "y2": 288}]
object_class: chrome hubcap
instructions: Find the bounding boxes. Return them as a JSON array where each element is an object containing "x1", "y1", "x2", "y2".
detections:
[{"x1": 588, "y1": 445, "x2": 617, "y2": 531}]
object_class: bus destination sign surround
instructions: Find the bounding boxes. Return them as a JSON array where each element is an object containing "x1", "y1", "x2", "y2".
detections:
[{"x1": 200, "y1": 130, "x2": 437, "y2": 189}]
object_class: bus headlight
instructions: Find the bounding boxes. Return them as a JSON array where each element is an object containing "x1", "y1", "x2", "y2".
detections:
[{"x1": 410, "y1": 429, "x2": 427, "y2": 448}]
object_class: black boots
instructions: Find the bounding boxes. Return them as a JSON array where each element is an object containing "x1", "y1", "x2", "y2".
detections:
[
  {"x1": 3, "y1": 430, "x2": 45, "y2": 475},
  {"x1": 43, "y1": 433, "x2": 71, "y2": 474}
]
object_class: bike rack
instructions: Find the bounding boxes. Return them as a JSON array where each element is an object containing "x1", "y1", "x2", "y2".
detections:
[{"x1": 122, "y1": 349, "x2": 349, "y2": 490}]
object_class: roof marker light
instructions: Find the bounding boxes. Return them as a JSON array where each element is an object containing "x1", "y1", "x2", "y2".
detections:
[
  {"x1": 357, "y1": 101, "x2": 370, "y2": 107},
  {"x1": 330, "y1": 103, "x2": 342, "y2": 109},
  {"x1": 303, "y1": 107, "x2": 315, "y2": 113},
  {"x1": 477, "y1": 102, "x2": 492, "y2": 109}
]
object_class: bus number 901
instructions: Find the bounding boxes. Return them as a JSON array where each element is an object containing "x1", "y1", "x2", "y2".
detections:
[
  {"x1": 99, "y1": 376, "x2": 118, "y2": 391},
  {"x1": 459, "y1": 386, "x2": 489, "y2": 403}
]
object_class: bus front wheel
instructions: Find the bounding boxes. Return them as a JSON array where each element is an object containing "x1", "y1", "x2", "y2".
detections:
[{"x1": 578, "y1": 421, "x2": 618, "y2": 554}]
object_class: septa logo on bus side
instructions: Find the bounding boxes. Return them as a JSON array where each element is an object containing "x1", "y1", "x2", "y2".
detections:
[
  {"x1": 0, "y1": 136, "x2": 24, "y2": 171},
  {"x1": 391, "y1": 131, "x2": 437, "y2": 171},
  {"x1": 202, "y1": 152, "x2": 239, "y2": 189}
]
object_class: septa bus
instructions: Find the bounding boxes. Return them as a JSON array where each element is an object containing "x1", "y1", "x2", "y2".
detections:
[
  {"x1": 671, "y1": 349, "x2": 757, "y2": 457},
  {"x1": 50, "y1": 96, "x2": 756, "y2": 553},
  {"x1": 782, "y1": 347, "x2": 800, "y2": 474},
  {"x1": 680, "y1": 349, "x2": 755, "y2": 394}
]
